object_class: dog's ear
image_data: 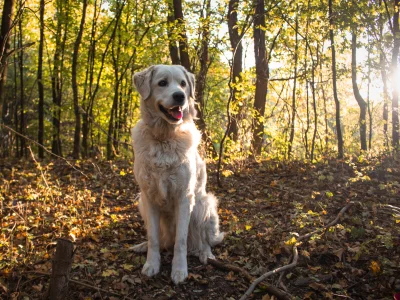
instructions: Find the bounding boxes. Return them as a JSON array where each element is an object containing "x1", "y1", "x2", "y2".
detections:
[
  {"x1": 182, "y1": 68, "x2": 197, "y2": 119},
  {"x1": 183, "y1": 69, "x2": 195, "y2": 99},
  {"x1": 133, "y1": 66, "x2": 155, "y2": 100}
]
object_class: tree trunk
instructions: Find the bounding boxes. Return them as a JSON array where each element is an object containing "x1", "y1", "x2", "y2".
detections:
[
  {"x1": 288, "y1": 10, "x2": 298, "y2": 159},
  {"x1": 392, "y1": 0, "x2": 400, "y2": 149},
  {"x1": 328, "y1": 0, "x2": 344, "y2": 158},
  {"x1": 71, "y1": 0, "x2": 88, "y2": 159},
  {"x1": 51, "y1": 0, "x2": 68, "y2": 157},
  {"x1": 381, "y1": 52, "x2": 389, "y2": 148},
  {"x1": 18, "y1": 10, "x2": 25, "y2": 157},
  {"x1": 252, "y1": 0, "x2": 268, "y2": 155},
  {"x1": 167, "y1": 0, "x2": 180, "y2": 65},
  {"x1": 0, "y1": 0, "x2": 15, "y2": 121},
  {"x1": 351, "y1": 31, "x2": 368, "y2": 151},
  {"x1": 195, "y1": 0, "x2": 211, "y2": 139},
  {"x1": 310, "y1": 45, "x2": 317, "y2": 161},
  {"x1": 82, "y1": 0, "x2": 98, "y2": 158},
  {"x1": 173, "y1": 0, "x2": 191, "y2": 71},
  {"x1": 37, "y1": 0, "x2": 45, "y2": 159},
  {"x1": 227, "y1": 0, "x2": 243, "y2": 141}
]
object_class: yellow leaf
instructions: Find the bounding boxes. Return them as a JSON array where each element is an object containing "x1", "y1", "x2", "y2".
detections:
[
  {"x1": 122, "y1": 264, "x2": 134, "y2": 271},
  {"x1": 370, "y1": 260, "x2": 381, "y2": 274},
  {"x1": 120, "y1": 170, "x2": 126, "y2": 176},
  {"x1": 285, "y1": 236, "x2": 297, "y2": 246},
  {"x1": 102, "y1": 269, "x2": 118, "y2": 277},
  {"x1": 245, "y1": 225, "x2": 252, "y2": 231}
]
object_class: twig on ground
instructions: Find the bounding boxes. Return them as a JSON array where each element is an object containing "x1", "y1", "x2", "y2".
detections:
[
  {"x1": 240, "y1": 201, "x2": 354, "y2": 300},
  {"x1": 208, "y1": 259, "x2": 292, "y2": 300},
  {"x1": 240, "y1": 247, "x2": 299, "y2": 300}
]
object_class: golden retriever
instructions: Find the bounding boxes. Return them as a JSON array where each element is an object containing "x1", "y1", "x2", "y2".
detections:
[{"x1": 131, "y1": 65, "x2": 224, "y2": 284}]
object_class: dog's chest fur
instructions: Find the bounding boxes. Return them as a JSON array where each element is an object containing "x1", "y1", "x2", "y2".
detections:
[{"x1": 132, "y1": 121, "x2": 201, "y2": 208}]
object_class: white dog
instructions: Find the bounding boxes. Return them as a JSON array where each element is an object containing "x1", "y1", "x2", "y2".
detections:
[{"x1": 131, "y1": 65, "x2": 224, "y2": 284}]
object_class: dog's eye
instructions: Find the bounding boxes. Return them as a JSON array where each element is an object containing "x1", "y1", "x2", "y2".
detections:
[
  {"x1": 158, "y1": 80, "x2": 168, "y2": 87},
  {"x1": 181, "y1": 80, "x2": 186, "y2": 87}
]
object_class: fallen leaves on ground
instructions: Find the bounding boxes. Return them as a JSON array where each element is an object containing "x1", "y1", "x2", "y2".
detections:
[{"x1": 0, "y1": 154, "x2": 399, "y2": 299}]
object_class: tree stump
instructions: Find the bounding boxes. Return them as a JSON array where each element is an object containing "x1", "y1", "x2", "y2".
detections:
[{"x1": 48, "y1": 238, "x2": 74, "y2": 300}]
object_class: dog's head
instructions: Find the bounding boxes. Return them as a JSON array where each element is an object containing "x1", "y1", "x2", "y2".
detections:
[{"x1": 133, "y1": 65, "x2": 196, "y2": 125}]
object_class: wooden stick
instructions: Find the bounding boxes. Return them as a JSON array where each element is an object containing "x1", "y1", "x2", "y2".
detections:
[{"x1": 208, "y1": 259, "x2": 292, "y2": 300}]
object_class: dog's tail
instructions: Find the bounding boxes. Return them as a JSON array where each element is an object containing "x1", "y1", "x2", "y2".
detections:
[{"x1": 205, "y1": 193, "x2": 225, "y2": 247}]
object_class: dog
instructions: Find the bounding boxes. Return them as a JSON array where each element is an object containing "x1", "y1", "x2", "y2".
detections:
[{"x1": 131, "y1": 64, "x2": 224, "y2": 284}]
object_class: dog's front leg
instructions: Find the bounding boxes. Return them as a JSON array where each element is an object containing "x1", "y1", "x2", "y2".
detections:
[
  {"x1": 142, "y1": 196, "x2": 161, "y2": 277},
  {"x1": 171, "y1": 195, "x2": 192, "y2": 284}
]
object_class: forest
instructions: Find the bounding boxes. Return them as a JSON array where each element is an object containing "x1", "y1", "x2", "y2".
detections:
[{"x1": 0, "y1": 0, "x2": 399, "y2": 299}]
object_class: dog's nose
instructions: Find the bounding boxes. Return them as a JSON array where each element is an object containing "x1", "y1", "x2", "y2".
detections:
[{"x1": 172, "y1": 91, "x2": 185, "y2": 104}]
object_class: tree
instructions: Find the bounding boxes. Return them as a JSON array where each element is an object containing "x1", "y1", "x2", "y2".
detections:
[
  {"x1": 51, "y1": 0, "x2": 69, "y2": 157},
  {"x1": 351, "y1": 31, "x2": 368, "y2": 151},
  {"x1": 288, "y1": 9, "x2": 299, "y2": 159},
  {"x1": 328, "y1": 0, "x2": 344, "y2": 158},
  {"x1": 167, "y1": 0, "x2": 180, "y2": 65},
  {"x1": 227, "y1": 0, "x2": 243, "y2": 141},
  {"x1": 195, "y1": 0, "x2": 211, "y2": 138},
  {"x1": 173, "y1": 0, "x2": 191, "y2": 71},
  {"x1": 72, "y1": 0, "x2": 88, "y2": 159},
  {"x1": 391, "y1": 0, "x2": 400, "y2": 149},
  {"x1": 0, "y1": 0, "x2": 15, "y2": 157},
  {"x1": 37, "y1": 0, "x2": 45, "y2": 159},
  {"x1": 252, "y1": 0, "x2": 268, "y2": 155}
]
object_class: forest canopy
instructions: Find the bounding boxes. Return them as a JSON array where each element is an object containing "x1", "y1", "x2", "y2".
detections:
[{"x1": 0, "y1": 0, "x2": 399, "y2": 161}]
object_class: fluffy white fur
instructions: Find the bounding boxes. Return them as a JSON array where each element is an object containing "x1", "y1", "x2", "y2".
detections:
[{"x1": 131, "y1": 65, "x2": 224, "y2": 284}]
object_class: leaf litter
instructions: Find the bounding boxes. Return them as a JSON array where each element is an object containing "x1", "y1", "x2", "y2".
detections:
[{"x1": 0, "y1": 155, "x2": 399, "y2": 299}]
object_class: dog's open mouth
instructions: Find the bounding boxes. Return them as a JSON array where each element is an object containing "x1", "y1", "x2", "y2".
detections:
[{"x1": 159, "y1": 105, "x2": 183, "y2": 121}]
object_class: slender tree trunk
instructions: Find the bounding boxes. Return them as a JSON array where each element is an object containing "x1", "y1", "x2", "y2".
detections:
[
  {"x1": 51, "y1": 0, "x2": 67, "y2": 157},
  {"x1": 320, "y1": 51, "x2": 329, "y2": 153},
  {"x1": 381, "y1": 52, "x2": 389, "y2": 148},
  {"x1": 195, "y1": 0, "x2": 211, "y2": 141},
  {"x1": 367, "y1": 39, "x2": 373, "y2": 150},
  {"x1": 351, "y1": 31, "x2": 368, "y2": 151},
  {"x1": 310, "y1": 45, "x2": 317, "y2": 161},
  {"x1": 37, "y1": 0, "x2": 45, "y2": 159},
  {"x1": 252, "y1": 0, "x2": 268, "y2": 155},
  {"x1": 304, "y1": 44, "x2": 309, "y2": 158},
  {"x1": 227, "y1": 0, "x2": 243, "y2": 141},
  {"x1": 82, "y1": 0, "x2": 98, "y2": 158},
  {"x1": 18, "y1": 13, "x2": 25, "y2": 157},
  {"x1": 288, "y1": 10, "x2": 298, "y2": 159},
  {"x1": 167, "y1": 0, "x2": 180, "y2": 64},
  {"x1": 328, "y1": 0, "x2": 344, "y2": 158},
  {"x1": 173, "y1": 0, "x2": 191, "y2": 71},
  {"x1": 0, "y1": 0, "x2": 15, "y2": 121},
  {"x1": 72, "y1": 0, "x2": 88, "y2": 159},
  {"x1": 392, "y1": 0, "x2": 400, "y2": 149}
]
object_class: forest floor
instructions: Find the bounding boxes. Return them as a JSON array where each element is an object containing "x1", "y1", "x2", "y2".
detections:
[{"x1": 0, "y1": 154, "x2": 399, "y2": 300}]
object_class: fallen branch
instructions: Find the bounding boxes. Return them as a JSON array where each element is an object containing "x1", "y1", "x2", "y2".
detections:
[
  {"x1": 240, "y1": 201, "x2": 354, "y2": 300},
  {"x1": 208, "y1": 259, "x2": 292, "y2": 300}
]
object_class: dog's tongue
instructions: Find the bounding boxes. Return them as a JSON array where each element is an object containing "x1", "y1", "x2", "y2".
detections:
[{"x1": 169, "y1": 107, "x2": 183, "y2": 120}]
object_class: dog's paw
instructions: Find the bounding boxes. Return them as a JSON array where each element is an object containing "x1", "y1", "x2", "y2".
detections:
[
  {"x1": 171, "y1": 268, "x2": 188, "y2": 284},
  {"x1": 199, "y1": 251, "x2": 215, "y2": 265},
  {"x1": 142, "y1": 261, "x2": 160, "y2": 277}
]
